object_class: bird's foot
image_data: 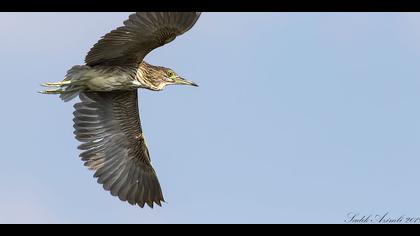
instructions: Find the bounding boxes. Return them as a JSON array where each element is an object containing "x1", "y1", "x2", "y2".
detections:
[
  {"x1": 41, "y1": 81, "x2": 71, "y2": 87},
  {"x1": 38, "y1": 89, "x2": 64, "y2": 94}
]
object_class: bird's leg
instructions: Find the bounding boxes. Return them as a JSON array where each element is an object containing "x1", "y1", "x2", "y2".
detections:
[
  {"x1": 39, "y1": 86, "x2": 81, "y2": 95},
  {"x1": 39, "y1": 80, "x2": 76, "y2": 94},
  {"x1": 39, "y1": 89, "x2": 64, "y2": 94},
  {"x1": 41, "y1": 80, "x2": 71, "y2": 87}
]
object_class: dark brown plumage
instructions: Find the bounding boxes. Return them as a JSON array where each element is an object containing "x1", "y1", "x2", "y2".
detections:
[
  {"x1": 85, "y1": 12, "x2": 201, "y2": 66},
  {"x1": 41, "y1": 12, "x2": 201, "y2": 208},
  {"x1": 74, "y1": 91, "x2": 163, "y2": 208}
]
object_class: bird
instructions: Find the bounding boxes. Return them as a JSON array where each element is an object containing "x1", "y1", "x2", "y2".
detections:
[{"x1": 40, "y1": 12, "x2": 201, "y2": 208}]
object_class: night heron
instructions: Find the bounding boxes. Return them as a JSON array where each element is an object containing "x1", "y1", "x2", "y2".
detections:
[{"x1": 40, "y1": 12, "x2": 201, "y2": 208}]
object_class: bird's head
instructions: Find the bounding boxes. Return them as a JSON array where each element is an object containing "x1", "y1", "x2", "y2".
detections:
[
  {"x1": 160, "y1": 67, "x2": 198, "y2": 88},
  {"x1": 140, "y1": 62, "x2": 198, "y2": 90}
]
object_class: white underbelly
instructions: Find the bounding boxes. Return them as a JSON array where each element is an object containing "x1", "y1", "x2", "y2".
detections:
[
  {"x1": 84, "y1": 68, "x2": 138, "y2": 91},
  {"x1": 66, "y1": 65, "x2": 140, "y2": 92},
  {"x1": 86, "y1": 76, "x2": 131, "y2": 91}
]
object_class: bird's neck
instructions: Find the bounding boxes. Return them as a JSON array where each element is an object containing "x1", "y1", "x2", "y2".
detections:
[{"x1": 137, "y1": 62, "x2": 164, "y2": 91}]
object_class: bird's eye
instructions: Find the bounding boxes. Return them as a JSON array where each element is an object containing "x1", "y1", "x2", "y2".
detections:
[{"x1": 167, "y1": 71, "x2": 175, "y2": 77}]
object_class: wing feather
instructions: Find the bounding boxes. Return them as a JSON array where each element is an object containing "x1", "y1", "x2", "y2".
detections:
[
  {"x1": 73, "y1": 90, "x2": 164, "y2": 208},
  {"x1": 85, "y1": 12, "x2": 201, "y2": 66}
]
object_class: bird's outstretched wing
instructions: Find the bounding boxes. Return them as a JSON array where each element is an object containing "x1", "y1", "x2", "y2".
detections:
[
  {"x1": 85, "y1": 12, "x2": 201, "y2": 66},
  {"x1": 73, "y1": 91, "x2": 164, "y2": 208}
]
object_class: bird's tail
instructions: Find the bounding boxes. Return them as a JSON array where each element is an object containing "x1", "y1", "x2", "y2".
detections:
[{"x1": 39, "y1": 65, "x2": 91, "y2": 102}]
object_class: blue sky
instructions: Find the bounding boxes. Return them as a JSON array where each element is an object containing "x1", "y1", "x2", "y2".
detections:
[{"x1": 1, "y1": 12, "x2": 420, "y2": 223}]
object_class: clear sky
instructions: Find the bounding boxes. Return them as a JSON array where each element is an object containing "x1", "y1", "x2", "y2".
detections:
[{"x1": 1, "y1": 12, "x2": 420, "y2": 224}]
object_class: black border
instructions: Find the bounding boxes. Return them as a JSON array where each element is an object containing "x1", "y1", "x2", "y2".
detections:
[{"x1": 2, "y1": 0, "x2": 420, "y2": 12}]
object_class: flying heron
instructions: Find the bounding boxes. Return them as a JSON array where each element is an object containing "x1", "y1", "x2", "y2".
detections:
[{"x1": 40, "y1": 12, "x2": 201, "y2": 208}]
